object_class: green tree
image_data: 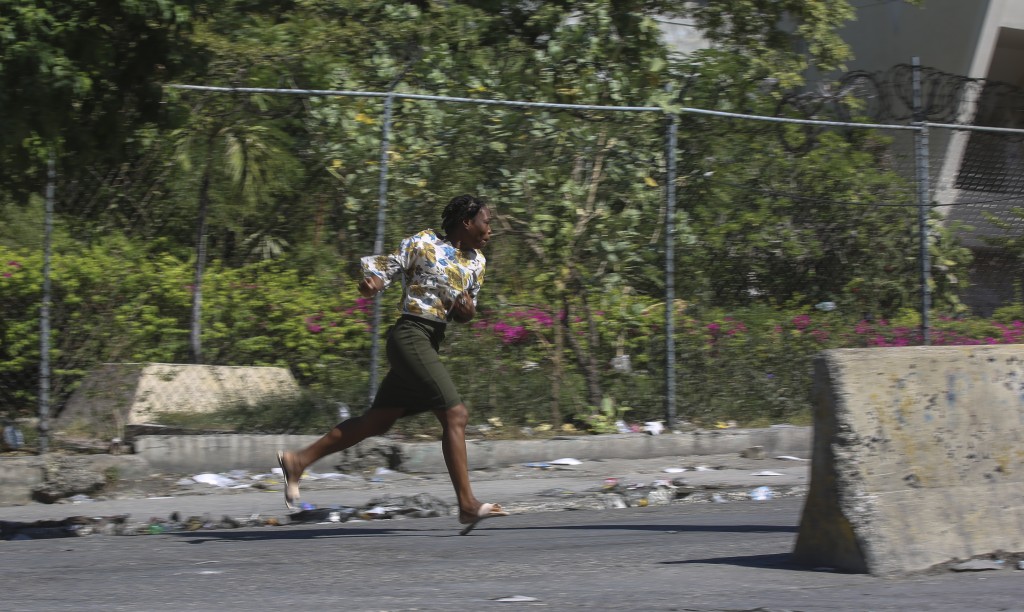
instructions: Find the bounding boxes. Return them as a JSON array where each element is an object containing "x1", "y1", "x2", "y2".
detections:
[{"x1": 0, "y1": 0, "x2": 204, "y2": 200}]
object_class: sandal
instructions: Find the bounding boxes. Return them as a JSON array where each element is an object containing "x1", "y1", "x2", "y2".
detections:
[
  {"x1": 458, "y1": 502, "x2": 509, "y2": 536},
  {"x1": 277, "y1": 450, "x2": 300, "y2": 511}
]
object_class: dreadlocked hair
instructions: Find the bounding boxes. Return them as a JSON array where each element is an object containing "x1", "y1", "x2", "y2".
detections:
[{"x1": 441, "y1": 194, "x2": 485, "y2": 235}]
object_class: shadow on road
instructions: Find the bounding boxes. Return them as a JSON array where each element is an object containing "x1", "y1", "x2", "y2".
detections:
[
  {"x1": 169, "y1": 519, "x2": 797, "y2": 544},
  {"x1": 505, "y1": 523, "x2": 798, "y2": 534},
  {"x1": 170, "y1": 526, "x2": 438, "y2": 543},
  {"x1": 660, "y1": 552, "x2": 850, "y2": 574}
]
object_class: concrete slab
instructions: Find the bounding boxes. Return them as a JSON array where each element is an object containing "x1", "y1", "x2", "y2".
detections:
[
  {"x1": 794, "y1": 345, "x2": 1024, "y2": 575},
  {"x1": 54, "y1": 363, "x2": 301, "y2": 441}
]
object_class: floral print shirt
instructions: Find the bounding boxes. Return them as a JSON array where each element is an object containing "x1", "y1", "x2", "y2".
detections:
[{"x1": 361, "y1": 229, "x2": 486, "y2": 323}]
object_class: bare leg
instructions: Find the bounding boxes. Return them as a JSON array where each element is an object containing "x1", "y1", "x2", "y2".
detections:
[
  {"x1": 277, "y1": 407, "x2": 403, "y2": 504},
  {"x1": 434, "y1": 404, "x2": 482, "y2": 518}
]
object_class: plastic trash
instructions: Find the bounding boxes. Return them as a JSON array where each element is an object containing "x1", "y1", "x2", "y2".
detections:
[
  {"x1": 643, "y1": 421, "x2": 664, "y2": 435},
  {"x1": 549, "y1": 458, "x2": 582, "y2": 466},
  {"x1": 751, "y1": 470, "x2": 784, "y2": 477},
  {"x1": 662, "y1": 467, "x2": 687, "y2": 473},
  {"x1": 2, "y1": 423, "x2": 24, "y2": 449},
  {"x1": 750, "y1": 486, "x2": 774, "y2": 501},
  {"x1": 610, "y1": 354, "x2": 632, "y2": 373},
  {"x1": 192, "y1": 473, "x2": 239, "y2": 487},
  {"x1": 337, "y1": 402, "x2": 351, "y2": 421},
  {"x1": 602, "y1": 494, "x2": 628, "y2": 509},
  {"x1": 646, "y1": 487, "x2": 674, "y2": 506}
]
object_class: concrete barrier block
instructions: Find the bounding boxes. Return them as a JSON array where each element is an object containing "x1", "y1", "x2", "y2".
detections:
[
  {"x1": 55, "y1": 363, "x2": 301, "y2": 441},
  {"x1": 794, "y1": 345, "x2": 1024, "y2": 575}
]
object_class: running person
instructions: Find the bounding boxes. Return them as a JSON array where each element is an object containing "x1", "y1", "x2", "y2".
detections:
[{"x1": 276, "y1": 194, "x2": 506, "y2": 534}]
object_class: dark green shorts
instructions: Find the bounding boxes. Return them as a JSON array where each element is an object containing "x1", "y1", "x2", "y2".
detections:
[{"x1": 369, "y1": 315, "x2": 462, "y2": 415}]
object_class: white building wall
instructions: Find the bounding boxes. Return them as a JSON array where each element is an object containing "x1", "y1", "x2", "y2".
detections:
[{"x1": 839, "y1": 0, "x2": 992, "y2": 76}]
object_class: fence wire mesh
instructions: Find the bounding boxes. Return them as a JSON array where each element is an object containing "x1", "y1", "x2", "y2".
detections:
[{"x1": 2, "y1": 63, "x2": 1023, "y2": 450}]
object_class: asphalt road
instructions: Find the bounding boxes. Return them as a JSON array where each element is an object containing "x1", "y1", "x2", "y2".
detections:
[
  {"x1": 3, "y1": 499, "x2": 1023, "y2": 611},
  {"x1": 2, "y1": 455, "x2": 1022, "y2": 611}
]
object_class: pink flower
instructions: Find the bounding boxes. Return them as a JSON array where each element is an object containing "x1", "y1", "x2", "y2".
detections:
[
  {"x1": 792, "y1": 314, "x2": 811, "y2": 330},
  {"x1": 706, "y1": 323, "x2": 721, "y2": 333},
  {"x1": 7, "y1": 261, "x2": 21, "y2": 268}
]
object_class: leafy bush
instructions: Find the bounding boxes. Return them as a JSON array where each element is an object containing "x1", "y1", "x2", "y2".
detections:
[{"x1": 3, "y1": 239, "x2": 1021, "y2": 434}]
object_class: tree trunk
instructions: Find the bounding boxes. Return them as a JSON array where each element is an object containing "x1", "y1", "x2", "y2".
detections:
[{"x1": 562, "y1": 293, "x2": 603, "y2": 408}]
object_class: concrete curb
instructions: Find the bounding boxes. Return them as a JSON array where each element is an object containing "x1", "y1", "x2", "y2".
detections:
[
  {"x1": 1, "y1": 427, "x2": 810, "y2": 507},
  {"x1": 402, "y1": 426, "x2": 810, "y2": 473}
]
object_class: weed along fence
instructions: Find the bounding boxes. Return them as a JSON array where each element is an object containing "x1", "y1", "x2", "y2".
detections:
[{"x1": 5, "y1": 60, "x2": 1024, "y2": 453}]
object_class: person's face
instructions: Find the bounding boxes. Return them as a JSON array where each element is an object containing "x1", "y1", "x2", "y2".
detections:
[{"x1": 463, "y1": 206, "x2": 492, "y2": 249}]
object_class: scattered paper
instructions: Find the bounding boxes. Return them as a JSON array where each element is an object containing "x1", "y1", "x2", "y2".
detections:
[
  {"x1": 662, "y1": 467, "x2": 687, "y2": 473},
  {"x1": 192, "y1": 473, "x2": 239, "y2": 487},
  {"x1": 492, "y1": 595, "x2": 540, "y2": 602},
  {"x1": 751, "y1": 470, "x2": 784, "y2": 477},
  {"x1": 307, "y1": 471, "x2": 359, "y2": 480},
  {"x1": 549, "y1": 458, "x2": 582, "y2": 466},
  {"x1": 775, "y1": 455, "x2": 809, "y2": 462}
]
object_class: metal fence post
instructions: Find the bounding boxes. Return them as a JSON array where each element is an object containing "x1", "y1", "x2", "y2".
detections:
[
  {"x1": 38, "y1": 151, "x2": 55, "y2": 454},
  {"x1": 368, "y1": 93, "x2": 394, "y2": 406},
  {"x1": 912, "y1": 57, "x2": 932, "y2": 345},
  {"x1": 664, "y1": 112, "x2": 678, "y2": 428}
]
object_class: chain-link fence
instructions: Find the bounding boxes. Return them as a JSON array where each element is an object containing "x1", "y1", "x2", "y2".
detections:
[{"x1": 2, "y1": 61, "x2": 1023, "y2": 451}]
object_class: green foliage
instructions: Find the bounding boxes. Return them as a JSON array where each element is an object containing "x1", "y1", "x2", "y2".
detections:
[
  {"x1": 0, "y1": 0, "x2": 205, "y2": 199},
  {"x1": 0, "y1": 239, "x2": 374, "y2": 417},
  {"x1": 0, "y1": 0, "x2": 996, "y2": 436},
  {"x1": 585, "y1": 397, "x2": 632, "y2": 434}
]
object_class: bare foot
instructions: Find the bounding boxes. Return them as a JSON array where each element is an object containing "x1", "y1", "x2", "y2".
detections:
[{"x1": 458, "y1": 502, "x2": 509, "y2": 535}]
